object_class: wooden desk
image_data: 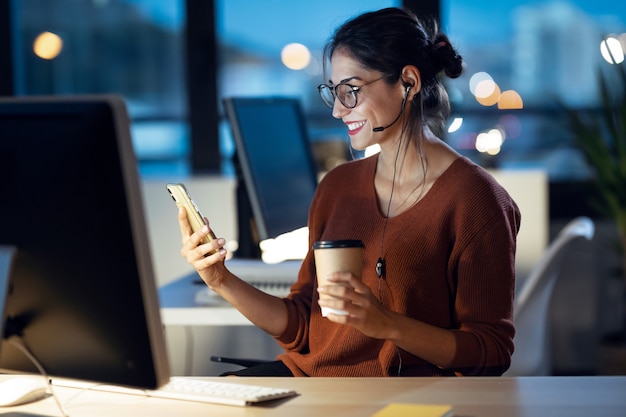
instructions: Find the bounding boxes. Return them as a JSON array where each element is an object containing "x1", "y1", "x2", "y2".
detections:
[{"x1": 3, "y1": 376, "x2": 625, "y2": 417}]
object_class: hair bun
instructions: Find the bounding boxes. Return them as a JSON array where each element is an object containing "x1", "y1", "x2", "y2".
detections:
[{"x1": 431, "y1": 36, "x2": 464, "y2": 79}]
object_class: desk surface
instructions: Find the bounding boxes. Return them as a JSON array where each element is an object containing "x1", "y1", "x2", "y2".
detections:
[{"x1": 3, "y1": 376, "x2": 625, "y2": 417}]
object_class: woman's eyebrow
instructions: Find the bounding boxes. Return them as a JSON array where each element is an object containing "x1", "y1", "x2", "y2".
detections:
[{"x1": 328, "y1": 76, "x2": 361, "y2": 85}]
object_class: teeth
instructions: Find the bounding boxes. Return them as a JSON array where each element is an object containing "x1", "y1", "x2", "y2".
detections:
[{"x1": 347, "y1": 121, "x2": 366, "y2": 131}]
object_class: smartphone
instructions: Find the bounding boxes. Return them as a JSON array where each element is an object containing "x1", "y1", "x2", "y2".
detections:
[{"x1": 166, "y1": 183, "x2": 218, "y2": 248}]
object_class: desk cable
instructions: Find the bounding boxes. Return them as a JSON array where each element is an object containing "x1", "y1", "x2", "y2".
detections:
[{"x1": 8, "y1": 337, "x2": 69, "y2": 417}]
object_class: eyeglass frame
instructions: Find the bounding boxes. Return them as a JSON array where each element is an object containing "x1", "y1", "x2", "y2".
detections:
[{"x1": 317, "y1": 76, "x2": 386, "y2": 109}]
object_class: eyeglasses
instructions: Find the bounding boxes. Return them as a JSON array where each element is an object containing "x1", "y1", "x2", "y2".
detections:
[{"x1": 317, "y1": 76, "x2": 385, "y2": 109}]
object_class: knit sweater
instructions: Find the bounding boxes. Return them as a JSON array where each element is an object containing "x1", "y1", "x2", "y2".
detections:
[{"x1": 275, "y1": 155, "x2": 520, "y2": 376}]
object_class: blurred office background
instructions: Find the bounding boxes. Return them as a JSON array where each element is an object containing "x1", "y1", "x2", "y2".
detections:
[
  {"x1": 1, "y1": 0, "x2": 625, "y2": 375},
  {"x1": 5, "y1": 0, "x2": 624, "y2": 180}
]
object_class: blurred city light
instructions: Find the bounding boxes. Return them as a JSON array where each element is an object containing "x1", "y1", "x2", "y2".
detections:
[
  {"x1": 33, "y1": 32, "x2": 63, "y2": 60},
  {"x1": 600, "y1": 35, "x2": 625, "y2": 64},
  {"x1": 281, "y1": 42, "x2": 311, "y2": 70}
]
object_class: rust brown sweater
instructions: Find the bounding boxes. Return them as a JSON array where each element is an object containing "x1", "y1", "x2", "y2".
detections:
[{"x1": 276, "y1": 155, "x2": 520, "y2": 376}]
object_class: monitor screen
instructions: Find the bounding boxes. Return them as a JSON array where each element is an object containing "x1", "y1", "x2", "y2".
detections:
[
  {"x1": 0, "y1": 95, "x2": 170, "y2": 389},
  {"x1": 222, "y1": 97, "x2": 318, "y2": 258}
]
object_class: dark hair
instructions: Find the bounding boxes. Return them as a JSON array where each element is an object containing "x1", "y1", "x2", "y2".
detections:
[{"x1": 323, "y1": 7, "x2": 463, "y2": 138}]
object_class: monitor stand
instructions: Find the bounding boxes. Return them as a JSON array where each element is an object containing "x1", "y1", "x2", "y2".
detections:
[
  {"x1": 0, "y1": 249, "x2": 47, "y2": 406},
  {"x1": 0, "y1": 246, "x2": 24, "y2": 341},
  {"x1": 234, "y1": 177, "x2": 261, "y2": 260},
  {"x1": 0, "y1": 246, "x2": 16, "y2": 317}
]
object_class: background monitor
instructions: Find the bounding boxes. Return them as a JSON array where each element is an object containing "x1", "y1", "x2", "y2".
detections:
[
  {"x1": 222, "y1": 97, "x2": 318, "y2": 259},
  {"x1": 0, "y1": 95, "x2": 170, "y2": 389}
]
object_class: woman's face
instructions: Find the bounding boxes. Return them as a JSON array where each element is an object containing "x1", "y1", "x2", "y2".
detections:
[{"x1": 328, "y1": 49, "x2": 406, "y2": 150}]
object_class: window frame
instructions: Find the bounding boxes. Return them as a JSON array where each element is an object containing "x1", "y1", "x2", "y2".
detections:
[{"x1": 0, "y1": 0, "x2": 439, "y2": 174}]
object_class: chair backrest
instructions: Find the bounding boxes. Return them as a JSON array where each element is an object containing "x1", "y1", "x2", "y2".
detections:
[{"x1": 505, "y1": 216, "x2": 594, "y2": 376}]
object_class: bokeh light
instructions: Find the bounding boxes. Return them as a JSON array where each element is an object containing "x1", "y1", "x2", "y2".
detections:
[
  {"x1": 475, "y1": 80, "x2": 501, "y2": 106},
  {"x1": 469, "y1": 72, "x2": 493, "y2": 96},
  {"x1": 475, "y1": 128, "x2": 505, "y2": 155},
  {"x1": 498, "y1": 90, "x2": 524, "y2": 109},
  {"x1": 600, "y1": 36, "x2": 625, "y2": 64},
  {"x1": 281, "y1": 43, "x2": 311, "y2": 70},
  {"x1": 33, "y1": 32, "x2": 63, "y2": 60},
  {"x1": 448, "y1": 117, "x2": 463, "y2": 133}
]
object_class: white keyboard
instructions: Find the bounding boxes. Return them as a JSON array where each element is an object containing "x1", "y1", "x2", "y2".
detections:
[
  {"x1": 195, "y1": 281, "x2": 292, "y2": 304},
  {"x1": 53, "y1": 377, "x2": 298, "y2": 407},
  {"x1": 151, "y1": 378, "x2": 297, "y2": 406},
  {"x1": 194, "y1": 259, "x2": 299, "y2": 304}
]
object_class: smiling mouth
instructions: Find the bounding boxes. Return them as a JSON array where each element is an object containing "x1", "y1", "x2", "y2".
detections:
[{"x1": 346, "y1": 120, "x2": 366, "y2": 133}]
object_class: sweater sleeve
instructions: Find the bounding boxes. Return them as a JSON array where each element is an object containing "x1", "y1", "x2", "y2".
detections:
[{"x1": 445, "y1": 169, "x2": 520, "y2": 376}]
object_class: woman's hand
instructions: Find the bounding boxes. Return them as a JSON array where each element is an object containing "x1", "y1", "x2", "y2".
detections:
[
  {"x1": 317, "y1": 272, "x2": 399, "y2": 340},
  {"x1": 177, "y1": 207, "x2": 228, "y2": 288}
]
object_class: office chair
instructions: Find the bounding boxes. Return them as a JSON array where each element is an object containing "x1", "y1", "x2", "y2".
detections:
[
  {"x1": 210, "y1": 356, "x2": 269, "y2": 368},
  {"x1": 505, "y1": 216, "x2": 595, "y2": 376}
]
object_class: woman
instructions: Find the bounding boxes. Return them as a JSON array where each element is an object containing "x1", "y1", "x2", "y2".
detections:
[{"x1": 177, "y1": 7, "x2": 520, "y2": 377}]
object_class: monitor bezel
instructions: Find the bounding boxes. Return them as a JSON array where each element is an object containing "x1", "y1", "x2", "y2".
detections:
[
  {"x1": 222, "y1": 96, "x2": 318, "y2": 255},
  {"x1": 0, "y1": 94, "x2": 170, "y2": 389}
]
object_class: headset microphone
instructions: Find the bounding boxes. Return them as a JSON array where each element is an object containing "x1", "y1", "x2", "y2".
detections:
[
  {"x1": 372, "y1": 84, "x2": 411, "y2": 132},
  {"x1": 372, "y1": 111, "x2": 402, "y2": 132}
]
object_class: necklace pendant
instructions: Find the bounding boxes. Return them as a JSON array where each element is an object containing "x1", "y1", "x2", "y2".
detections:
[{"x1": 376, "y1": 258, "x2": 385, "y2": 278}]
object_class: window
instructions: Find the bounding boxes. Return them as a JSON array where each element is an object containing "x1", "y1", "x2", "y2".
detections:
[
  {"x1": 215, "y1": 0, "x2": 400, "y2": 174},
  {"x1": 12, "y1": 1, "x2": 622, "y2": 183},
  {"x1": 442, "y1": 0, "x2": 626, "y2": 181},
  {"x1": 10, "y1": 0, "x2": 404, "y2": 176},
  {"x1": 11, "y1": 0, "x2": 188, "y2": 176}
]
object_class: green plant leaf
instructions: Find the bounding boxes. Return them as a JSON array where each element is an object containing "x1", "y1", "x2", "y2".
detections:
[{"x1": 560, "y1": 62, "x2": 626, "y2": 241}]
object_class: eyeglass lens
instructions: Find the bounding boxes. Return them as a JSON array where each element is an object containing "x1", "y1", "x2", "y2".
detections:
[{"x1": 318, "y1": 84, "x2": 357, "y2": 109}]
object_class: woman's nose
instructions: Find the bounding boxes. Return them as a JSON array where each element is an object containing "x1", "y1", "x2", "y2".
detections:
[{"x1": 332, "y1": 98, "x2": 349, "y2": 119}]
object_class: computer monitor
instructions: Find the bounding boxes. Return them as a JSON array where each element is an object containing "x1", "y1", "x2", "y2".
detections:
[
  {"x1": 0, "y1": 95, "x2": 170, "y2": 389},
  {"x1": 222, "y1": 97, "x2": 318, "y2": 259}
]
